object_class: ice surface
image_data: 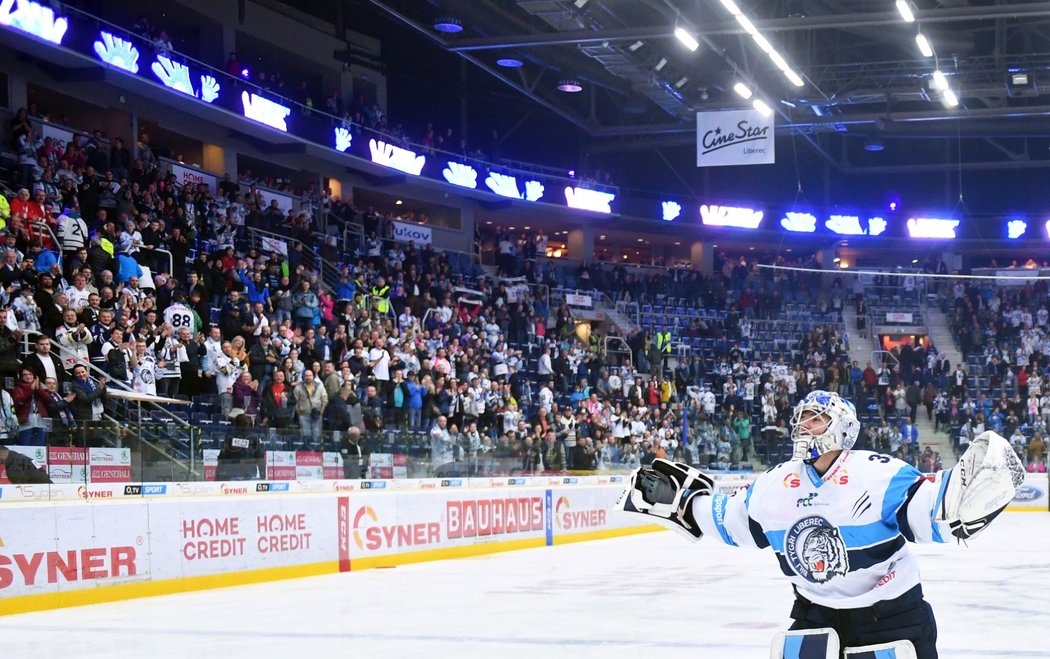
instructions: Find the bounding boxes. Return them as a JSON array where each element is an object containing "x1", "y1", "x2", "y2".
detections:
[{"x1": 1, "y1": 514, "x2": 1048, "y2": 658}]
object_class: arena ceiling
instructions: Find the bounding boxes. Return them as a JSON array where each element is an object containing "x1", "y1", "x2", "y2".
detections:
[{"x1": 349, "y1": 0, "x2": 1050, "y2": 174}]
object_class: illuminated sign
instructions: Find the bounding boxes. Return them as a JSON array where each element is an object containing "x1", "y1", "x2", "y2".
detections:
[
  {"x1": 781, "y1": 212, "x2": 817, "y2": 233},
  {"x1": 93, "y1": 31, "x2": 139, "y2": 73},
  {"x1": 199, "y1": 75, "x2": 219, "y2": 103},
  {"x1": 661, "y1": 201, "x2": 682, "y2": 221},
  {"x1": 334, "y1": 127, "x2": 352, "y2": 152},
  {"x1": 824, "y1": 215, "x2": 887, "y2": 237},
  {"x1": 0, "y1": 0, "x2": 68, "y2": 44},
  {"x1": 152, "y1": 54, "x2": 195, "y2": 97},
  {"x1": 565, "y1": 187, "x2": 615, "y2": 214},
  {"x1": 369, "y1": 139, "x2": 425, "y2": 175},
  {"x1": 485, "y1": 172, "x2": 523, "y2": 199},
  {"x1": 241, "y1": 92, "x2": 291, "y2": 132},
  {"x1": 907, "y1": 217, "x2": 959, "y2": 239},
  {"x1": 523, "y1": 180, "x2": 544, "y2": 202},
  {"x1": 442, "y1": 161, "x2": 478, "y2": 189},
  {"x1": 700, "y1": 204, "x2": 763, "y2": 229},
  {"x1": 1007, "y1": 219, "x2": 1027, "y2": 240}
]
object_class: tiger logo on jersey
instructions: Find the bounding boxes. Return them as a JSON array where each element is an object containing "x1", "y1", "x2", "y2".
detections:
[{"x1": 784, "y1": 515, "x2": 850, "y2": 584}]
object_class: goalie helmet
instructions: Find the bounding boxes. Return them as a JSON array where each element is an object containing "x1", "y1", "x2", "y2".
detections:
[{"x1": 790, "y1": 390, "x2": 860, "y2": 461}]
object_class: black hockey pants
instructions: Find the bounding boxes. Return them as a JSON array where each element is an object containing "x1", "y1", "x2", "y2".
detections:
[{"x1": 789, "y1": 584, "x2": 938, "y2": 659}]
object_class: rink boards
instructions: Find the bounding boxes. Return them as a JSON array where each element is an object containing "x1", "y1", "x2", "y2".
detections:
[
  {"x1": 0, "y1": 472, "x2": 1044, "y2": 616},
  {"x1": 0, "y1": 475, "x2": 752, "y2": 615}
]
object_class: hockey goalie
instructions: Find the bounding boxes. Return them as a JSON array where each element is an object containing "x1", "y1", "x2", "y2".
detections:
[{"x1": 617, "y1": 390, "x2": 1024, "y2": 659}]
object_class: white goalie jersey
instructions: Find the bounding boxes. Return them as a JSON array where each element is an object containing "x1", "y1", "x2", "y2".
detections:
[{"x1": 693, "y1": 450, "x2": 952, "y2": 609}]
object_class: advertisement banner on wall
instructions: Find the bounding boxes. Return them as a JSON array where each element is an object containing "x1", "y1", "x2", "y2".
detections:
[
  {"x1": 167, "y1": 161, "x2": 218, "y2": 192},
  {"x1": 392, "y1": 221, "x2": 432, "y2": 245},
  {"x1": 885, "y1": 312, "x2": 914, "y2": 323},
  {"x1": 696, "y1": 109, "x2": 775, "y2": 167},
  {"x1": 1009, "y1": 472, "x2": 1049, "y2": 511}
]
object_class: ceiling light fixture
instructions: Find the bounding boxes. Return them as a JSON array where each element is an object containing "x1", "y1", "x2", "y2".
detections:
[
  {"x1": 718, "y1": 0, "x2": 805, "y2": 88},
  {"x1": 895, "y1": 0, "x2": 915, "y2": 23},
  {"x1": 733, "y1": 81, "x2": 753, "y2": 99},
  {"x1": 931, "y1": 69, "x2": 948, "y2": 90},
  {"x1": 496, "y1": 57, "x2": 523, "y2": 68},
  {"x1": 557, "y1": 79, "x2": 583, "y2": 92},
  {"x1": 942, "y1": 88, "x2": 959, "y2": 108},
  {"x1": 628, "y1": 40, "x2": 644, "y2": 52},
  {"x1": 675, "y1": 76, "x2": 689, "y2": 89},
  {"x1": 433, "y1": 17, "x2": 463, "y2": 33},
  {"x1": 654, "y1": 57, "x2": 668, "y2": 71},
  {"x1": 752, "y1": 98, "x2": 773, "y2": 117},
  {"x1": 915, "y1": 33, "x2": 933, "y2": 58},
  {"x1": 674, "y1": 26, "x2": 700, "y2": 52},
  {"x1": 864, "y1": 138, "x2": 885, "y2": 152}
]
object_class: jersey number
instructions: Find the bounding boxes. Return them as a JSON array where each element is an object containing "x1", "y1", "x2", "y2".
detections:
[{"x1": 868, "y1": 454, "x2": 892, "y2": 464}]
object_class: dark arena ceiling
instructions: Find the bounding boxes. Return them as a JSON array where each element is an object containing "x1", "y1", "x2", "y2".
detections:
[{"x1": 307, "y1": 1, "x2": 1050, "y2": 210}]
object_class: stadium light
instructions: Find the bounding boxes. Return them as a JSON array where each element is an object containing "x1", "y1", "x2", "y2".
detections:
[
  {"x1": 718, "y1": 0, "x2": 805, "y2": 89},
  {"x1": 931, "y1": 70, "x2": 948, "y2": 90},
  {"x1": 674, "y1": 26, "x2": 700, "y2": 52},
  {"x1": 915, "y1": 33, "x2": 933, "y2": 58},
  {"x1": 942, "y1": 88, "x2": 959, "y2": 108},
  {"x1": 752, "y1": 98, "x2": 773, "y2": 117},
  {"x1": 896, "y1": 0, "x2": 915, "y2": 23},
  {"x1": 733, "y1": 82, "x2": 753, "y2": 99}
]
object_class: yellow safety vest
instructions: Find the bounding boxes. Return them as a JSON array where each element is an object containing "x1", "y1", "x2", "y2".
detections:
[
  {"x1": 657, "y1": 331, "x2": 672, "y2": 353},
  {"x1": 372, "y1": 285, "x2": 391, "y2": 314}
]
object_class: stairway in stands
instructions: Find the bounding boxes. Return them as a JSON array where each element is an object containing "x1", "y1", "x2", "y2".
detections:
[{"x1": 919, "y1": 302, "x2": 962, "y2": 466}]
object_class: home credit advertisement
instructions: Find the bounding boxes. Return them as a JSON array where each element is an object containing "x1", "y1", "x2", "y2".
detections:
[{"x1": 0, "y1": 483, "x2": 649, "y2": 598}]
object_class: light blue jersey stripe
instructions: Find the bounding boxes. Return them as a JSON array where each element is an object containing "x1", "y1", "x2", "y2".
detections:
[
  {"x1": 881, "y1": 464, "x2": 921, "y2": 524},
  {"x1": 765, "y1": 518, "x2": 897, "y2": 552},
  {"x1": 711, "y1": 493, "x2": 738, "y2": 547},
  {"x1": 930, "y1": 471, "x2": 950, "y2": 544}
]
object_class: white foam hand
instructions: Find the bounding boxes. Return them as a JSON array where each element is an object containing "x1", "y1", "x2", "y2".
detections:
[
  {"x1": 200, "y1": 75, "x2": 220, "y2": 103},
  {"x1": 334, "y1": 127, "x2": 353, "y2": 152},
  {"x1": 152, "y1": 55, "x2": 195, "y2": 96},
  {"x1": 93, "y1": 31, "x2": 139, "y2": 73}
]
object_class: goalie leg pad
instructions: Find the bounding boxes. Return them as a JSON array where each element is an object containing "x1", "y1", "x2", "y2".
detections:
[
  {"x1": 770, "y1": 628, "x2": 840, "y2": 659},
  {"x1": 844, "y1": 640, "x2": 917, "y2": 659}
]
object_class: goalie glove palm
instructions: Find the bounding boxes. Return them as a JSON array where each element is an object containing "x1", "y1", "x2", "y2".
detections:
[
  {"x1": 615, "y1": 459, "x2": 714, "y2": 541},
  {"x1": 937, "y1": 430, "x2": 1025, "y2": 540}
]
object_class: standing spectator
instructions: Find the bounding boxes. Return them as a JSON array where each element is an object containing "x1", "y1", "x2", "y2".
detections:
[
  {"x1": 294, "y1": 368, "x2": 327, "y2": 444},
  {"x1": 69, "y1": 363, "x2": 106, "y2": 425},
  {"x1": 430, "y1": 415, "x2": 454, "y2": 475},
  {"x1": 260, "y1": 370, "x2": 295, "y2": 428}
]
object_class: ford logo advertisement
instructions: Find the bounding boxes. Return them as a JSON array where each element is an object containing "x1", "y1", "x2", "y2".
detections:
[{"x1": 1013, "y1": 484, "x2": 1044, "y2": 502}]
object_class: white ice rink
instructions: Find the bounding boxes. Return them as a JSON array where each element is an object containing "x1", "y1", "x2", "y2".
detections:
[{"x1": 1, "y1": 513, "x2": 1048, "y2": 658}]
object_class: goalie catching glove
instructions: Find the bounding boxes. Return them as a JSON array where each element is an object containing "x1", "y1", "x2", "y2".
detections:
[
  {"x1": 935, "y1": 430, "x2": 1025, "y2": 540},
  {"x1": 614, "y1": 459, "x2": 714, "y2": 541}
]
